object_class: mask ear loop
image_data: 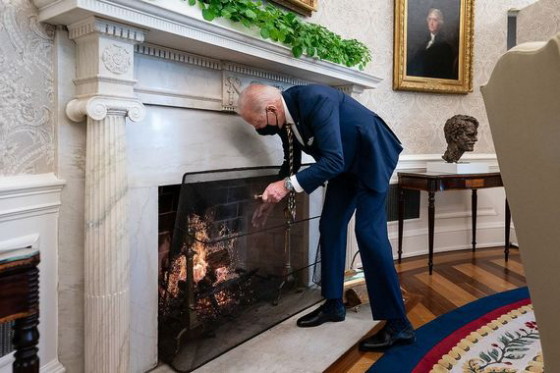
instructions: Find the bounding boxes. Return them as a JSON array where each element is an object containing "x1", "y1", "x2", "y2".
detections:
[{"x1": 265, "y1": 108, "x2": 279, "y2": 127}]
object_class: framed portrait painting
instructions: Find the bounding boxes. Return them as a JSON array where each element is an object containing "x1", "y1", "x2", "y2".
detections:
[
  {"x1": 393, "y1": 0, "x2": 474, "y2": 94},
  {"x1": 268, "y1": 0, "x2": 318, "y2": 16}
]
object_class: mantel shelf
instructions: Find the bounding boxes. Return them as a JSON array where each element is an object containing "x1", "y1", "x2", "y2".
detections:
[{"x1": 34, "y1": 0, "x2": 382, "y2": 89}]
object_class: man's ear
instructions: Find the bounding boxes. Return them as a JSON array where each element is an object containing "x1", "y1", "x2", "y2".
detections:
[{"x1": 265, "y1": 104, "x2": 278, "y2": 113}]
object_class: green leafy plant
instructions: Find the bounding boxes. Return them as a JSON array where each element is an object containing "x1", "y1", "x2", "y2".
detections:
[{"x1": 183, "y1": 0, "x2": 371, "y2": 70}]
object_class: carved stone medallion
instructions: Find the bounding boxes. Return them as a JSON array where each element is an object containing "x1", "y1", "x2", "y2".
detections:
[{"x1": 102, "y1": 44, "x2": 131, "y2": 75}]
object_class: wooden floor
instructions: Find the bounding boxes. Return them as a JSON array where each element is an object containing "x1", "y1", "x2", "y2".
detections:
[{"x1": 326, "y1": 246, "x2": 526, "y2": 373}]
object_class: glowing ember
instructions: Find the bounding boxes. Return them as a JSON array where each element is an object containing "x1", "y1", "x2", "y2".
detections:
[
  {"x1": 193, "y1": 263, "x2": 206, "y2": 283},
  {"x1": 215, "y1": 267, "x2": 229, "y2": 284},
  {"x1": 160, "y1": 211, "x2": 246, "y2": 325},
  {"x1": 191, "y1": 215, "x2": 210, "y2": 284},
  {"x1": 214, "y1": 290, "x2": 235, "y2": 307},
  {"x1": 166, "y1": 255, "x2": 186, "y2": 298}
]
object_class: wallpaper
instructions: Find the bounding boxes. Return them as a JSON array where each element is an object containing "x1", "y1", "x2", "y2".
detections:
[
  {"x1": 311, "y1": 0, "x2": 537, "y2": 156},
  {"x1": 517, "y1": 0, "x2": 560, "y2": 44},
  {"x1": 0, "y1": 0, "x2": 55, "y2": 176}
]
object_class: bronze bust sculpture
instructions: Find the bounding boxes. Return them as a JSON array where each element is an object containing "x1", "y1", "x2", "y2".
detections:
[{"x1": 442, "y1": 115, "x2": 479, "y2": 163}]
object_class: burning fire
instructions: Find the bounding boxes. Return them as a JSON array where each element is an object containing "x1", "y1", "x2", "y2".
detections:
[
  {"x1": 163, "y1": 214, "x2": 237, "y2": 300},
  {"x1": 215, "y1": 267, "x2": 230, "y2": 284},
  {"x1": 165, "y1": 254, "x2": 187, "y2": 298},
  {"x1": 191, "y1": 216, "x2": 210, "y2": 283}
]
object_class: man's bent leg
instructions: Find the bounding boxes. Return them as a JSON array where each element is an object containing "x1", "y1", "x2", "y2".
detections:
[
  {"x1": 318, "y1": 175, "x2": 358, "y2": 299},
  {"x1": 354, "y1": 187, "x2": 406, "y2": 320},
  {"x1": 296, "y1": 175, "x2": 357, "y2": 328},
  {"x1": 354, "y1": 186, "x2": 415, "y2": 350}
]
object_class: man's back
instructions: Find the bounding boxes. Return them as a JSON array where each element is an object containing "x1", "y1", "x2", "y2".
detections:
[{"x1": 282, "y1": 84, "x2": 402, "y2": 193}]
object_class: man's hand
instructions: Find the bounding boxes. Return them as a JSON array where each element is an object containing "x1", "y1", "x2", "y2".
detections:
[{"x1": 261, "y1": 180, "x2": 289, "y2": 203}]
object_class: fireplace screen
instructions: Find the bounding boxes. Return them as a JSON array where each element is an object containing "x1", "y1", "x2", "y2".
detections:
[{"x1": 158, "y1": 167, "x2": 323, "y2": 372}]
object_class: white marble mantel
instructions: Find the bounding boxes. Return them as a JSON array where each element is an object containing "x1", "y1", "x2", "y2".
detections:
[
  {"x1": 34, "y1": 0, "x2": 381, "y2": 90},
  {"x1": 36, "y1": 1, "x2": 382, "y2": 372}
]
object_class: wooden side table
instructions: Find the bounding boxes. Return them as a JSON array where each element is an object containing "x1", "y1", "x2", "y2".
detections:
[
  {"x1": 397, "y1": 171, "x2": 512, "y2": 275},
  {"x1": 0, "y1": 252, "x2": 40, "y2": 373}
]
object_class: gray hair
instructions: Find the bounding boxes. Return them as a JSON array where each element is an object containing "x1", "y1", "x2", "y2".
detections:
[
  {"x1": 237, "y1": 84, "x2": 281, "y2": 115},
  {"x1": 427, "y1": 8, "x2": 444, "y2": 24}
]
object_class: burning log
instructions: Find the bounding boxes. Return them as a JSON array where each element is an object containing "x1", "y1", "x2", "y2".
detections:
[
  {"x1": 165, "y1": 254, "x2": 187, "y2": 298},
  {"x1": 206, "y1": 248, "x2": 231, "y2": 269},
  {"x1": 196, "y1": 268, "x2": 258, "y2": 300}
]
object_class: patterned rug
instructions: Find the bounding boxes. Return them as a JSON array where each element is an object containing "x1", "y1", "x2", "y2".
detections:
[{"x1": 369, "y1": 287, "x2": 543, "y2": 373}]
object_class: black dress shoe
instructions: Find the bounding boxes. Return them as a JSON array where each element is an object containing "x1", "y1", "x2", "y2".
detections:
[
  {"x1": 359, "y1": 319, "x2": 416, "y2": 351},
  {"x1": 296, "y1": 300, "x2": 346, "y2": 328}
]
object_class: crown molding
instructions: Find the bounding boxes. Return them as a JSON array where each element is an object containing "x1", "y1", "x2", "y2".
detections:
[
  {"x1": 67, "y1": 16, "x2": 146, "y2": 42},
  {"x1": 135, "y1": 43, "x2": 222, "y2": 70}
]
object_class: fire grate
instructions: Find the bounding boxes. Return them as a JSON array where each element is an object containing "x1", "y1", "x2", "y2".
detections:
[{"x1": 158, "y1": 167, "x2": 323, "y2": 372}]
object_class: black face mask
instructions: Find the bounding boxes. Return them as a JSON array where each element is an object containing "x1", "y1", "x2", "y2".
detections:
[{"x1": 256, "y1": 109, "x2": 280, "y2": 136}]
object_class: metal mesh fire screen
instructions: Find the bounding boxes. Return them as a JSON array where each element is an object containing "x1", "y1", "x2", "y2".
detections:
[{"x1": 158, "y1": 167, "x2": 323, "y2": 372}]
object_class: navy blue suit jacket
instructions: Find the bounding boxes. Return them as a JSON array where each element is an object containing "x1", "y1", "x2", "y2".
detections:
[{"x1": 279, "y1": 85, "x2": 403, "y2": 193}]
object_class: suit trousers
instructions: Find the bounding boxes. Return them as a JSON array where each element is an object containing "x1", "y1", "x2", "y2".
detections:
[{"x1": 319, "y1": 174, "x2": 407, "y2": 320}]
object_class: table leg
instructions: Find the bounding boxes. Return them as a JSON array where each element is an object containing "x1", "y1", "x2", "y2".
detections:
[
  {"x1": 398, "y1": 187, "x2": 405, "y2": 263},
  {"x1": 428, "y1": 191, "x2": 435, "y2": 275},
  {"x1": 12, "y1": 266, "x2": 39, "y2": 373},
  {"x1": 505, "y1": 198, "x2": 511, "y2": 262},
  {"x1": 472, "y1": 189, "x2": 477, "y2": 252}
]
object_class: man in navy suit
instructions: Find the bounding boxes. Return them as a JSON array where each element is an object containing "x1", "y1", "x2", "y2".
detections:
[{"x1": 237, "y1": 84, "x2": 415, "y2": 350}]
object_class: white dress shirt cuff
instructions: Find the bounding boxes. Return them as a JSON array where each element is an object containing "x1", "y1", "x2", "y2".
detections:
[{"x1": 290, "y1": 175, "x2": 304, "y2": 193}]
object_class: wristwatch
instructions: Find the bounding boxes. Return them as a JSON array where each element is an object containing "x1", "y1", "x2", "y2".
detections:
[{"x1": 284, "y1": 177, "x2": 295, "y2": 192}]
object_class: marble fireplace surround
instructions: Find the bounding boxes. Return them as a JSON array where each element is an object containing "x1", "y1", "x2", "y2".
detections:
[{"x1": 34, "y1": 0, "x2": 381, "y2": 372}]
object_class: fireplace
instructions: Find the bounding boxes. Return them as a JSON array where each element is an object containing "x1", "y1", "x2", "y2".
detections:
[
  {"x1": 123, "y1": 104, "x2": 330, "y2": 372},
  {"x1": 34, "y1": 1, "x2": 381, "y2": 371},
  {"x1": 157, "y1": 168, "x2": 322, "y2": 371}
]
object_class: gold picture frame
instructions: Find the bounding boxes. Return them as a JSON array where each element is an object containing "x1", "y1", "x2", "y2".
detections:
[
  {"x1": 268, "y1": 0, "x2": 318, "y2": 17},
  {"x1": 393, "y1": 0, "x2": 474, "y2": 94}
]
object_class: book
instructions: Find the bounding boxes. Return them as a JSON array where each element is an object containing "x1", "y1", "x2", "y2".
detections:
[
  {"x1": 344, "y1": 269, "x2": 365, "y2": 287},
  {"x1": 0, "y1": 234, "x2": 39, "y2": 264}
]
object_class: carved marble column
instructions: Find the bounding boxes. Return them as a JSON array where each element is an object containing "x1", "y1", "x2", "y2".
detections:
[{"x1": 66, "y1": 17, "x2": 146, "y2": 372}]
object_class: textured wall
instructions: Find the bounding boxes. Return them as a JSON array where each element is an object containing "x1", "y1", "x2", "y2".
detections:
[
  {"x1": 311, "y1": 0, "x2": 536, "y2": 156},
  {"x1": 517, "y1": 0, "x2": 560, "y2": 44},
  {"x1": 0, "y1": 0, "x2": 55, "y2": 176}
]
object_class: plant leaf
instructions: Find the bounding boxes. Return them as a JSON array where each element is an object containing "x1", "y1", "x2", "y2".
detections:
[
  {"x1": 245, "y1": 9, "x2": 257, "y2": 19},
  {"x1": 260, "y1": 27, "x2": 270, "y2": 39},
  {"x1": 202, "y1": 8, "x2": 216, "y2": 21},
  {"x1": 188, "y1": 0, "x2": 371, "y2": 68},
  {"x1": 292, "y1": 45, "x2": 303, "y2": 58}
]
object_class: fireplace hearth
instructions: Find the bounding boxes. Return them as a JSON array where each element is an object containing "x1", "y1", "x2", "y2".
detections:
[{"x1": 158, "y1": 168, "x2": 323, "y2": 372}]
